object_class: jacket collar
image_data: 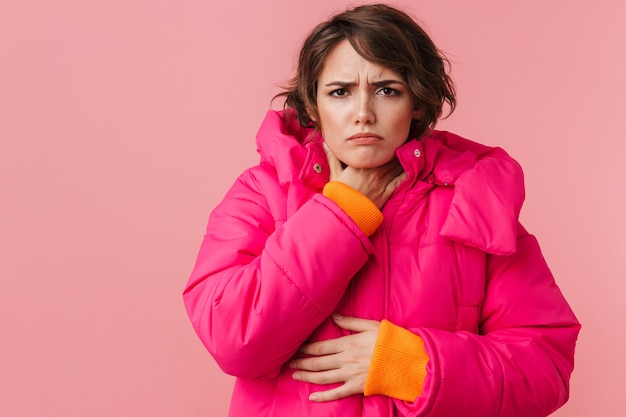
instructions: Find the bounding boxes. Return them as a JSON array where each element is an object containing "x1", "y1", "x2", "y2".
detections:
[{"x1": 256, "y1": 110, "x2": 524, "y2": 255}]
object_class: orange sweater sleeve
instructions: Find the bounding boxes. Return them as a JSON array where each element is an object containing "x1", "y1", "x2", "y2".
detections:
[
  {"x1": 364, "y1": 319, "x2": 429, "y2": 402},
  {"x1": 322, "y1": 181, "x2": 383, "y2": 236},
  {"x1": 322, "y1": 184, "x2": 426, "y2": 400}
]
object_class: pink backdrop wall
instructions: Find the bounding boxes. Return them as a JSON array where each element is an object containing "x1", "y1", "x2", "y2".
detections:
[{"x1": 1, "y1": 1, "x2": 624, "y2": 416}]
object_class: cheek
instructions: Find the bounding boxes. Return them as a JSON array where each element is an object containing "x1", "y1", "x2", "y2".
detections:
[
  {"x1": 396, "y1": 109, "x2": 416, "y2": 134},
  {"x1": 318, "y1": 115, "x2": 344, "y2": 141},
  {"x1": 321, "y1": 136, "x2": 343, "y2": 157}
]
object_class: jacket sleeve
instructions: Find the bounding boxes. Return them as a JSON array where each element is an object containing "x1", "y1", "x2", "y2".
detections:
[
  {"x1": 182, "y1": 164, "x2": 373, "y2": 379},
  {"x1": 394, "y1": 227, "x2": 580, "y2": 417}
]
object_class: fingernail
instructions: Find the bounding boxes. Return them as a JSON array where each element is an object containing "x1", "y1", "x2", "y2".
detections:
[
  {"x1": 292, "y1": 372, "x2": 301, "y2": 381},
  {"x1": 309, "y1": 393, "x2": 319, "y2": 402},
  {"x1": 332, "y1": 313, "x2": 343, "y2": 321},
  {"x1": 288, "y1": 360, "x2": 296, "y2": 368}
]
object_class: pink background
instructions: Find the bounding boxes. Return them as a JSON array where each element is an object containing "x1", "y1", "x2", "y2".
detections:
[{"x1": 1, "y1": 0, "x2": 624, "y2": 416}]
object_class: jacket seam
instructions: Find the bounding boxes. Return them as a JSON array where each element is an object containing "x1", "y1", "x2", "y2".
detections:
[{"x1": 265, "y1": 249, "x2": 326, "y2": 315}]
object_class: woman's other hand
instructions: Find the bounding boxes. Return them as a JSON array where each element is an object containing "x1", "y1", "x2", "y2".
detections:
[
  {"x1": 325, "y1": 143, "x2": 406, "y2": 209},
  {"x1": 290, "y1": 315, "x2": 380, "y2": 402}
]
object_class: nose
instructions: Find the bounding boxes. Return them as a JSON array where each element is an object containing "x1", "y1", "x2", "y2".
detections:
[{"x1": 354, "y1": 93, "x2": 375, "y2": 125}]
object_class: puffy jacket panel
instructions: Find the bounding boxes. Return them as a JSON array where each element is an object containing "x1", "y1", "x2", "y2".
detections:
[{"x1": 183, "y1": 111, "x2": 580, "y2": 417}]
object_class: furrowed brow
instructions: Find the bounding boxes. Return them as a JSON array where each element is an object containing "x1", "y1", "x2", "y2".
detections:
[
  {"x1": 371, "y1": 79, "x2": 406, "y2": 87},
  {"x1": 324, "y1": 81, "x2": 356, "y2": 88},
  {"x1": 323, "y1": 79, "x2": 406, "y2": 88}
]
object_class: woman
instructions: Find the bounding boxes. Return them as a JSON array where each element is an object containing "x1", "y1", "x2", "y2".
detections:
[{"x1": 183, "y1": 4, "x2": 580, "y2": 416}]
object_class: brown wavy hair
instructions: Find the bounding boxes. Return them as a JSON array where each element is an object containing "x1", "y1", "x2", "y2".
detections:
[{"x1": 276, "y1": 3, "x2": 456, "y2": 139}]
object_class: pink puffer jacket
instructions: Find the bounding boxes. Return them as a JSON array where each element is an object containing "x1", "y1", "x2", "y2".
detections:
[{"x1": 183, "y1": 110, "x2": 580, "y2": 416}]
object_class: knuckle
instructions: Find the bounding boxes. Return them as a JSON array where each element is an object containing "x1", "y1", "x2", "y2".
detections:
[
  {"x1": 309, "y1": 357, "x2": 323, "y2": 370},
  {"x1": 316, "y1": 373, "x2": 331, "y2": 384},
  {"x1": 303, "y1": 343, "x2": 320, "y2": 355},
  {"x1": 299, "y1": 372, "x2": 311, "y2": 382},
  {"x1": 331, "y1": 387, "x2": 348, "y2": 400},
  {"x1": 311, "y1": 344, "x2": 326, "y2": 356}
]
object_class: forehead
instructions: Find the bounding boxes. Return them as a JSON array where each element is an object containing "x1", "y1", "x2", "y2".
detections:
[{"x1": 318, "y1": 39, "x2": 401, "y2": 82}]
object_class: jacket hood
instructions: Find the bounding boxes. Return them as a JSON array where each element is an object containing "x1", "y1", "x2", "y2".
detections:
[{"x1": 255, "y1": 110, "x2": 525, "y2": 255}]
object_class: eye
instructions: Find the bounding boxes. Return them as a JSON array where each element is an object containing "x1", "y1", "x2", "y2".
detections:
[
  {"x1": 378, "y1": 87, "x2": 399, "y2": 96},
  {"x1": 330, "y1": 88, "x2": 349, "y2": 97}
]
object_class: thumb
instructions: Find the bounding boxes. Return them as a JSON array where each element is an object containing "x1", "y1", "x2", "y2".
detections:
[
  {"x1": 332, "y1": 314, "x2": 380, "y2": 332},
  {"x1": 323, "y1": 142, "x2": 343, "y2": 179},
  {"x1": 387, "y1": 172, "x2": 407, "y2": 191}
]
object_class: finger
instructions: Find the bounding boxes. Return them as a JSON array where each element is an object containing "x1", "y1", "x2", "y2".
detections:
[
  {"x1": 366, "y1": 159, "x2": 404, "y2": 186},
  {"x1": 377, "y1": 156, "x2": 402, "y2": 172},
  {"x1": 299, "y1": 338, "x2": 342, "y2": 356},
  {"x1": 387, "y1": 172, "x2": 407, "y2": 189},
  {"x1": 309, "y1": 381, "x2": 361, "y2": 402},
  {"x1": 332, "y1": 314, "x2": 380, "y2": 332},
  {"x1": 382, "y1": 160, "x2": 405, "y2": 179},
  {"x1": 290, "y1": 353, "x2": 341, "y2": 372},
  {"x1": 292, "y1": 368, "x2": 344, "y2": 385}
]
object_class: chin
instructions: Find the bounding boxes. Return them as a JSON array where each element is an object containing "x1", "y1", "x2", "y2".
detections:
[
  {"x1": 344, "y1": 156, "x2": 392, "y2": 169},
  {"x1": 347, "y1": 162, "x2": 379, "y2": 169}
]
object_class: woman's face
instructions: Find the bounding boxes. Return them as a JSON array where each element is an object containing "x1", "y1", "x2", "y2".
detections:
[{"x1": 314, "y1": 39, "x2": 419, "y2": 169}]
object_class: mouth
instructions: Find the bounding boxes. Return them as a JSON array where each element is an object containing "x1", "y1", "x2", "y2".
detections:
[{"x1": 348, "y1": 132, "x2": 383, "y2": 144}]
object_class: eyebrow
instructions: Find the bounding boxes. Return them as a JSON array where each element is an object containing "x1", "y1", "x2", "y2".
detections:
[{"x1": 324, "y1": 79, "x2": 406, "y2": 88}]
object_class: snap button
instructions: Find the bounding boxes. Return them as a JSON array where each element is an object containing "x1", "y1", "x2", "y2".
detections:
[
  {"x1": 313, "y1": 163, "x2": 322, "y2": 173},
  {"x1": 413, "y1": 149, "x2": 421, "y2": 157}
]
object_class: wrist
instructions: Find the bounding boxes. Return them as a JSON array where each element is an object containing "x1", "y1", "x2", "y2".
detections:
[{"x1": 322, "y1": 181, "x2": 384, "y2": 236}]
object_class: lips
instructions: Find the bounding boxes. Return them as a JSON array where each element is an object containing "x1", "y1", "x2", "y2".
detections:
[{"x1": 348, "y1": 132, "x2": 383, "y2": 144}]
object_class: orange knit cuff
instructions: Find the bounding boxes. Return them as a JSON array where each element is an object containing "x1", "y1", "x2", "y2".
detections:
[
  {"x1": 364, "y1": 320, "x2": 429, "y2": 402},
  {"x1": 322, "y1": 181, "x2": 383, "y2": 237}
]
